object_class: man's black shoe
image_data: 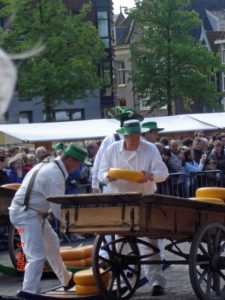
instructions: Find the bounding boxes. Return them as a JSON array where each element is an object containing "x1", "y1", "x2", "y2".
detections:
[
  {"x1": 152, "y1": 285, "x2": 165, "y2": 296},
  {"x1": 64, "y1": 276, "x2": 75, "y2": 291}
]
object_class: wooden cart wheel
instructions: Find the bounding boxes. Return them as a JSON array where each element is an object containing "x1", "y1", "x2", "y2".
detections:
[
  {"x1": 8, "y1": 224, "x2": 23, "y2": 269},
  {"x1": 189, "y1": 221, "x2": 225, "y2": 300},
  {"x1": 92, "y1": 235, "x2": 141, "y2": 300},
  {"x1": 8, "y1": 224, "x2": 51, "y2": 272}
]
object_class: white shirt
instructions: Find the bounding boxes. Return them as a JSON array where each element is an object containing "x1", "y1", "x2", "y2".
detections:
[
  {"x1": 9, "y1": 156, "x2": 68, "y2": 220},
  {"x1": 98, "y1": 139, "x2": 169, "y2": 195},
  {"x1": 92, "y1": 133, "x2": 123, "y2": 189}
]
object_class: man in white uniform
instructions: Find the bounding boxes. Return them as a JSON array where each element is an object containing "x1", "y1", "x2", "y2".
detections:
[
  {"x1": 9, "y1": 144, "x2": 87, "y2": 294},
  {"x1": 92, "y1": 107, "x2": 143, "y2": 193},
  {"x1": 98, "y1": 120, "x2": 169, "y2": 296},
  {"x1": 141, "y1": 121, "x2": 164, "y2": 143}
]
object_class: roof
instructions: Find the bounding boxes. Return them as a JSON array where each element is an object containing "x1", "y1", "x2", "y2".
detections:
[
  {"x1": 114, "y1": 12, "x2": 125, "y2": 26},
  {"x1": 189, "y1": 0, "x2": 225, "y2": 39},
  {"x1": 115, "y1": 15, "x2": 134, "y2": 45},
  {"x1": 206, "y1": 31, "x2": 225, "y2": 51}
]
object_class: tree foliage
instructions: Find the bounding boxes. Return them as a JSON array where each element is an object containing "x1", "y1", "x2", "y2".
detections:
[
  {"x1": 1, "y1": 0, "x2": 106, "y2": 121},
  {"x1": 130, "y1": 0, "x2": 225, "y2": 115}
]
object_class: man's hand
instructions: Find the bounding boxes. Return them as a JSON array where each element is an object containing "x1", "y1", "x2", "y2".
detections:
[
  {"x1": 107, "y1": 176, "x2": 117, "y2": 182},
  {"x1": 137, "y1": 171, "x2": 154, "y2": 183}
]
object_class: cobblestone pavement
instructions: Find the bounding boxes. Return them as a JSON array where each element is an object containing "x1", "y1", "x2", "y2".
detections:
[{"x1": 0, "y1": 241, "x2": 198, "y2": 299}]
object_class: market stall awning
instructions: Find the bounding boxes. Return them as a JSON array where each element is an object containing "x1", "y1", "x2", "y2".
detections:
[
  {"x1": 142, "y1": 114, "x2": 220, "y2": 133},
  {"x1": 0, "y1": 112, "x2": 224, "y2": 145},
  {"x1": 0, "y1": 119, "x2": 120, "y2": 144}
]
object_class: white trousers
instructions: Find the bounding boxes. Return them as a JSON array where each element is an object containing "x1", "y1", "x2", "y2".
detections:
[
  {"x1": 139, "y1": 237, "x2": 166, "y2": 288},
  {"x1": 9, "y1": 210, "x2": 71, "y2": 294}
]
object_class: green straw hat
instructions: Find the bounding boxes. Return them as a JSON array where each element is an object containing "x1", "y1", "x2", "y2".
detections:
[
  {"x1": 55, "y1": 142, "x2": 64, "y2": 151},
  {"x1": 63, "y1": 143, "x2": 87, "y2": 162},
  {"x1": 115, "y1": 106, "x2": 144, "y2": 126},
  {"x1": 117, "y1": 120, "x2": 149, "y2": 135},
  {"x1": 141, "y1": 121, "x2": 164, "y2": 132}
]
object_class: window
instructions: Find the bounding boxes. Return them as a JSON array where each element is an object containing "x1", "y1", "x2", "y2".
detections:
[
  {"x1": 97, "y1": 11, "x2": 109, "y2": 48},
  {"x1": 43, "y1": 109, "x2": 84, "y2": 122},
  {"x1": 139, "y1": 92, "x2": 150, "y2": 111},
  {"x1": 116, "y1": 61, "x2": 126, "y2": 86},
  {"x1": 223, "y1": 73, "x2": 225, "y2": 92},
  {"x1": 222, "y1": 46, "x2": 225, "y2": 64},
  {"x1": 19, "y1": 111, "x2": 33, "y2": 123}
]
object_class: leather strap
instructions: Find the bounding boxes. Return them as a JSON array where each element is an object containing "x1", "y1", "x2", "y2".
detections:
[
  {"x1": 22, "y1": 162, "x2": 47, "y2": 211},
  {"x1": 54, "y1": 160, "x2": 65, "y2": 179},
  {"x1": 114, "y1": 133, "x2": 121, "y2": 141}
]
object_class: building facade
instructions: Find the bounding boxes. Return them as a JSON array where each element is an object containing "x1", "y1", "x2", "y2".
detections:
[
  {"x1": 113, "y1": 0, "x2": 225, "y2": 116},
  {"x1": 4, "y1": 0, "x2": 114, "y2": 124}
]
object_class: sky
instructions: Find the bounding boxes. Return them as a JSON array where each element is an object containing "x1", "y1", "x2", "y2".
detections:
[{"x1": 113, "y1": 0, "x2": 135, "y2": 14}]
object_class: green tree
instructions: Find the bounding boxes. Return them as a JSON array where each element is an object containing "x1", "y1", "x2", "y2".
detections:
[
  {"x1": 1, "y1": 0, "x2": 106, "y2": 121},
  {"x1": 130, "y1": 0, "x2": 225, "y2": 115}
]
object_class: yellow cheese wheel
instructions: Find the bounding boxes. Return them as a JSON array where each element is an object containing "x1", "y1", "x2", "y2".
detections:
[
  {"x1": 74, "y1": 268, "x2": 110, "y2": 286},
  {"x1": 84, "y1": 257, "x2": 92, "y2": 266},
  {"x1": 189, "y1": 197, "x2": 225, "y2": 204},
  {"x1": 60, "y1": 246, "x2": 73, "y2": 250},
  {"x1": 60, "y1": 248, "x2": 85, "y2": 260},
  {"x1": 76, "y1": 284, "x2": 100, "y2": 295},
  {"x1": 108, "y1": 168, "x2": 144, "y2": 182},
  {"x1": 80, "y1": 245, "x2": 93, "y2": 258},
  {"x1": 1, "y1": 183, "x2": 21, "y2": 190},
  {"x1": 196, "y1": 188, "x2": 225, "y2": 201},
  {"x1": 64, "y1": 259, "x2": 86, "y2": 268}
]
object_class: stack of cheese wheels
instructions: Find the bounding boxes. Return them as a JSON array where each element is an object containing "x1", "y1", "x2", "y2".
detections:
[
  {"x1": 74, "y1": 268, "x2": 110, "y2": 295},
  {"x1": 60, "y1": 245, "x2": 93, "y2": 268}
]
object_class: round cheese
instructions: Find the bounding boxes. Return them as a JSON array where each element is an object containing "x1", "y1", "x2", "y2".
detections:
[
  {"x1": 64, "y1": 259, "x2": 86, "y2": 268},
  {"x1": 196, "y1": 188, "x2": 225, "y2": 201},
  {"x1": 189, "y1": 197, "x2": 224, "y2": 204},
  {"x1": 108, "y1": 168, "x2": 144, "y2": 182},
  {"x1": 60, "y1": 248, "x2": 85, "y2": 260},
  {"x1": 74, "y1": 268, "x2": 110, "y2": 286}
]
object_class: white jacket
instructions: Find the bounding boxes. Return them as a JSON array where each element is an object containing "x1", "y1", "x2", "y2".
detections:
[{"x1": 98, "y1": 139, "x2": 169, "y2": 195}]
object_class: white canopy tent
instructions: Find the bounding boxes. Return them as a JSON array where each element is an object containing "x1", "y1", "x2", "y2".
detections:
[
  {"x1": 0, "y1": 112, "x2": 224, "y2": 145},
  {"x1": 141, "y1": 114, "x2": 220, "y2": 133},
  {"x1": 0, "y1": 119, "x2": 120, "y2": 145}
]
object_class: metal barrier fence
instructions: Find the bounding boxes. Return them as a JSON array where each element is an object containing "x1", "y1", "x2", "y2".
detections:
[{"x1": 157, "y1": 170, "x2": 224, "y2": 198}]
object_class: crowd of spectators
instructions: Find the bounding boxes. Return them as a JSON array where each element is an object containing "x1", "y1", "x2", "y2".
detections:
[
  {"x1": 0, "y1": 130, "x2": 225, "y2": 198},
  {"x1": 155, "y1": 131, "x2": 225, "y2": 197},
  {"x1": 0, "y1": 143, "x2": 99, "y2": 193}
]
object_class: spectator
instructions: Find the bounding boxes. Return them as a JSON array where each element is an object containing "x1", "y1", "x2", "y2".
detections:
[
  {"x1": 192, "y1": 138, "x2": 204, "y2": 164},
  {"x1": 183, "y1": 137, "x2": 193, "y2": 148},
  {"x1": 159, "y1": 137, "x2": 169, "y2": 148},
  {"x1": 169, "y1": 139, "x2": 180, "y2": 157},
  {"x1": 0, "y1": 156, "x2": 9, "y2": 185},
  {"x1": 194, "y1": 130, "x2": 205, "y2": 139},
  {"x1": 161, "y1": 148, "x2": 184, "y2": 196},
  {"x1": 208, "y1": 140, "x2": 225, "y2": 175},
  {"x1": 6, "y1": 154, "x2": 25, "y2": 183},
  {"x1": 35, "y1": 146, "x2": 50, "y2": 163},
  {"x1": 183, "y1": 148, "x2": 207, "y2": 197},
  {"x1": 22, "y1": 153, "x2": 36, "y2": 175},
  {"x1": 204, "y1": 159, "x2": 224, "y2": 186},
  {"x1": 155, "y1": 142, "x2": 164, "y2": 154},
  {"x1": 8, "y1": 146, "x2": 20, "y2": 157},
  {"x1": 0, "y1": 147, "x2": 5, "y2": 157}
]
